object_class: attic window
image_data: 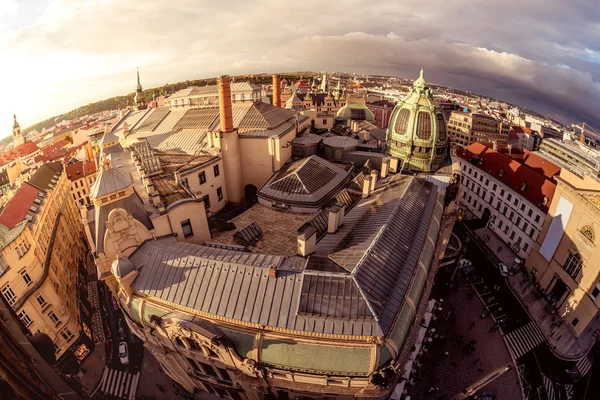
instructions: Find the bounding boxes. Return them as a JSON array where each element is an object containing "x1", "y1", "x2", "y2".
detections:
[
  {"x1": 33, "y1": 198, "x2": 41, "y2": 205},
  {"x1": 37, "y1": 192, "x2": 43, "y2": 197},
  {"x1": 520, "y1": 182, "x2": 528, "y2": 191},
  {"x1": 498, "y1": 169, "x2": 505, "y2": 177},
  {"x1": 29, "y1": 206, "x2": 38, "y2": 212}
]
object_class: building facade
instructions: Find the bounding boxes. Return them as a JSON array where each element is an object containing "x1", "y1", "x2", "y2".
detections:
[
  {"x1": 447, "y1": 111, "x2": 509, "y2": 147},
  {"x1": 457, "y1": 143, "x2": 559, "y2": 259},
  {"x1": 0, "y1": 162, "x2": 88, "y2": 362},
  {"x1": 539, "y1": 138, "x2": 600, "y2": 178},
  {"x1": 526, "y1": 169, "x2": 600, "y2": 338},
  {"x1": 366, "y1": 99, "x2": 395, "y2": 129},
  {"x1": 66, "y1": 160, "x2": 98, "y2": 207}
]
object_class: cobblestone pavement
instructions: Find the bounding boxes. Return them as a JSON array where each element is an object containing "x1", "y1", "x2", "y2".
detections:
[{"x1": 406, "y1": 281, "x2": 521, "y2": 399}]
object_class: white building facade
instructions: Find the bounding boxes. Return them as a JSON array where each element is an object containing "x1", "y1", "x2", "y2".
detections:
[{"x1": 458, "y1": 151, "x2": 555, "y2": 259}]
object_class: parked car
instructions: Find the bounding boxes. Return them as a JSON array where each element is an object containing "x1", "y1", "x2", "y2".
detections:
[
  {"x1": 119, "y1": 342, "x2": 129, "y2": 365},
  {"x1": 498, "y1": 263, "x2": 509, "y2": 277}
]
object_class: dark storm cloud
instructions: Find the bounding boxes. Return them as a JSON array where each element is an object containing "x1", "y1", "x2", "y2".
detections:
[{"x1": 2, "y1": 0, "x2": 600, "y2": 128}]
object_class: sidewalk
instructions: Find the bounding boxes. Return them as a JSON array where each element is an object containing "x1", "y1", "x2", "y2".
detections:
[
  {"x1": 78, "y1": 346, "x2": 106, "y2": 397},
  {"x1": 473, "y1": 227, "x2": 593, "y2": 360}
]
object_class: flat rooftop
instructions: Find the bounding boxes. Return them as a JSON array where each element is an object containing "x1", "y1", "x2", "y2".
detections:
[{"x1": 211, "y1": 203, "x2": 313, "y2": 256}]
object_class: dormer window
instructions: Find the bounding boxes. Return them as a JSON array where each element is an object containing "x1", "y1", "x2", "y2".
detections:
[
  {"x1": 520, "y1": 182, "x2": 528, "y2": 191},
  {"x1": 498, "y1": 169, "x2": 505, "y2": 177}
]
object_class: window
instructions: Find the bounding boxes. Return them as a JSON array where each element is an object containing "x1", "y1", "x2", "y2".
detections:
[
  {"x1": 181, "y1": 177, "x2": 188, "y2": 188},
  {"x1": 535, "y1": 215, "x2": 540, "y2": 223},
  {"x1": 36, "y1": 294, "x2": 46, "y2": 307},
  {"x1": 520, "y1": 204, "x2": 526, "y2": 212},
  {"x1": 500, "y1": 189, "x2": 505, "y2": 196},
  {"x1": 503, "y1": 206, "x2": 507, "y2": 215},
  {"x1": 213, "y1": 164, "x2": 220, "y2": 177},
  {"x1": 516, "y1": 217, "x2": 521, "y2": 227},
  {"x1": 60, "y1": 328, "x2": 74, "y2": 342},
  {"x1": 523, "y1": 222, "x2": 528, "y2": 232},
  {"x1": 513, "y1": 198, "x2": 518, "y2": 206},
  {"x1": 493, "y1": 183, "x2": 497, "y2": 191},
  {"x1": 528, "y1": 209, "x2": 533, "y2": 217},
  {"x1": 504, "y1": 226, "x2": 509, "y2": 234},
  {"x1": 510, "y1": 231, "x2": 515, "y2": 240},
  {"x1": 474, "y1": 171, "x2": 478, "y2": 179},
  {"x1": 509, "y1": 211, "x2": 514, "y2": 220},
  {"x1": 186, "y1": 357, "x2": 201, "y2": 373},
  {"x1": 198, "y1": 171, "x2": 206, "y2": 185},
  {"x1": 218, "y1": 368, "x2": 231, "y2": 382},
  {"x1": 498, "y1": 221, "x2": 503, "y2": 229},
  {"x1": 507, "y1": 193, "x2": 512, "y2": 201},
  {"x1": 217, "y1": 187, "x2": 223, "y2": 201},
  {"x1": 485, "y1": 179, "x2": 489, "y2": 186},
  {"x1": 564, "y1": 253, "x2": 582, "y2": 280},
  {"x1": 523, "y1": 243, "x2": 529, "y2": 252},
  {"x1": 201, "y1": 362, "x2": 218, "y2": 377},
  {"x1": 53, "y1": 344, "x2": 60, "y2": 354},
  {"x1": 181, "y1": 219, "x2": 193, "y2": 238},
  {"x1": 203, "y1": 195, "x2": 211, "y2": 209},
  {"x1": 322, "y1": 118, "x2": 327, "y2": 125},
  {"x1": 2, "y1": 285, "x2": 16, "y2": 306},
  {"x1": 48, "y1": 311, "x2": 61, "y2": 326},
  {"x1": 572, "y1": 318, "x2": 579, "y2": 327},
  {"x1": 18, "y1": 310, "x2": 32, "y2": 327},
  {"x1": 21, "y1": 270, "x2": 32, "y2": 286},
  {"x1": 592, "y1": 281, "x2": 600, "y2": 299},
  {"x1": 529, "y1": 228, "x2": 535, "y2": 238}
]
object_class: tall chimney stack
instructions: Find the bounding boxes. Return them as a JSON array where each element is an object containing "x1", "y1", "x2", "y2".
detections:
[
  {"x1": 218, "y1": 75, "x2": 234, "y2": 133},
  {"x1": 273, "y1": 74, "x2": 281, "y2": 108}
]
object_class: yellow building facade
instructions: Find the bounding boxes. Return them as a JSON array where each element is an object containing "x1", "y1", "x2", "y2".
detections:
[
  {"x1": 0, "y1": 162, "x2": 87, "y2": 360},
  {"x1": 526, "y1": 169, "x2": 600, "y2": 337}
]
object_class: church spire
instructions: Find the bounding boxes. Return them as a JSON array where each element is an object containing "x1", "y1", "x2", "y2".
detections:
[
  {"x1": 136, "y1": 67, "x2": 143, "y2": 91},
  {"x1": 134, "y1": 68, "x2": 147, "y2": 111},
  {"x1": 12, "y1": 114, "x2": 24, "y2": 147},
  {"x1": 413, "y1": 67, "x2": 427, "y2": 89}
]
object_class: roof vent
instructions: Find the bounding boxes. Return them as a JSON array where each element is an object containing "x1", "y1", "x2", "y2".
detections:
[
  {"x1": 37, "y1": 192, "x2": 44, "y2": 197},
  {"x1": 267, "y1": 265, "x2": 278, "y2": 278}
]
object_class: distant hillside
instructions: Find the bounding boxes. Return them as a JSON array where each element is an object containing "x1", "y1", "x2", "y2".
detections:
[{"x1": 23, "y1": 74, "x2": 302, "y2": 135}]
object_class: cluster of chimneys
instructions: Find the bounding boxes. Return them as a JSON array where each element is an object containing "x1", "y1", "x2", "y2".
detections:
[
  {"x1": 131, "y1": 152, "x2": 165, "y2": 213},
  {"x1": 217, "y1": 74, "x2": 283, "y2": 133}
]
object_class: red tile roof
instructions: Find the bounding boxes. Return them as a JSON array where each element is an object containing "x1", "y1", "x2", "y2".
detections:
[
  {"x1": 457, "y1": 143, "x2": 559, "y2": 212},
  {"x1": 66, "y1": 160, "x2": 97, "y2": 181},
  {"x1": 0, "y1": 182, "x2": 40, "y2": 228},
  {"x1": 511, "y1": 125, "x2": 534, "y2": 134},
  {"x1": 34, "y1": 140, "x2": 74, "y2": 163},
  {"x1": 0, "y1": 141, "x2": 39, "y2": 167}
]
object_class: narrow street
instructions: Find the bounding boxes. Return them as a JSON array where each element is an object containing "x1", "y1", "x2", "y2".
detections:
[
  {"x1": 93, "y1": 283, "x2": 144, "y2": 400},
  {"x1": 458, "y1": 222, "x2": 591, "y2": 400}
]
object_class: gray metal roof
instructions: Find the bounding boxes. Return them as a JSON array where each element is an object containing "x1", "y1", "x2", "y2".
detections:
[
  {"x1": 258, "y1": 156, "x2": 353, "y2": 208},
  {"x1": 89, "y1": 164, "x2": 133, "y2": 199},
  {"x1": 323, "y1": 136, "x2": 359, "y2": 149},
  {"x1": 129, "y1": 175, "x2": 440, "y2": 337}
]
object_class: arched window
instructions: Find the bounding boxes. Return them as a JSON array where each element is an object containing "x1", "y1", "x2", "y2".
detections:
[
  {"x1": 393, "y1": 109, "x2": 411, "y2": 136},
  {"x1": 581, "y1": 225, "x2": 595, "y2": 243},
  {"x1": 416, "y1": 112, "x2": 432, "y2": 140}
]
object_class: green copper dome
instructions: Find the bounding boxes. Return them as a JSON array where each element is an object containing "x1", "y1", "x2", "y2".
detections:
[{"x1": 386, "y1": 69, "x2": 448, "y2": 172}]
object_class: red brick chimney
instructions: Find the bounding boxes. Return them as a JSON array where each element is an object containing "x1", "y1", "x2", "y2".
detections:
[
  {"x1": 218, "y1": 75, "x2": 234, "y2": 133},
  {"x1": 273, "y1": 74, "x2": 281, "y2": 107}
]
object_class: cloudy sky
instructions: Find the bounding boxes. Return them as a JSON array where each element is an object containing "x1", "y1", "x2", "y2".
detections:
[{"x1": 1, "y1": 0, "x2": 600, "y2": 133}]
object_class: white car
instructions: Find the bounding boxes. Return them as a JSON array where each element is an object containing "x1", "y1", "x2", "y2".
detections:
[
  {"x1": 498, "y1": 263, "x2": 509, "y2": 277},
  {"x1": 119, "y1": 342, "x2": 129, "y2": 365}
]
